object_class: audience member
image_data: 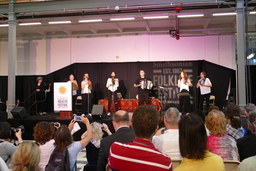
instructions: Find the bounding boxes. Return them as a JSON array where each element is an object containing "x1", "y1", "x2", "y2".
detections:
[
  {"x1": 53, "y1": 116, "x2": 92, "y2": 171},
  {"x1": 10, "y1": 141, "x2": 41, "y2": 171},
  {"x1": 205, "y1": 110, "x2": 239, "y2": 160},
  {"x1": 225, "y1": 104, "x2": 246, "y2": 140},
  {"x1": 191, "y1": 110, "x2": 210, "y2": 135},
  {"x1": 0, "y1": 122, "x2": 23, "y2": 166},
  {"x1": 208, "y1": 105, "x2": 219, "y2": 113},
  {"x1": 0, "y1": 157, "x2": 8, "y2": 171},
  {"x1": 241, "y1": 103, "x2": 256, "y2": 135},
  {"x1": 81, "y1": 122, "x2": 112, "y2": 171},
  {"x1": 175, "y1": 114, "x2": 225, "y2": 171},
  {"x1": 33, "y1": 121, "x2": 55, "y2": 171},
  {"x1": 108, "y1": 105, "x2": 172, "y2": 171},
  {"x1": 237, "y1": 111, "x2": 256, "y2": 161},
  {"x1": 152, "y1": 107, "x2": 181, "y2": 159},
  {"x1": 97, "y1": 110, "x2": 135, "y2": 171},
  {"x1": 237, "y1": 155, "x2": 256, "y2": 171}
]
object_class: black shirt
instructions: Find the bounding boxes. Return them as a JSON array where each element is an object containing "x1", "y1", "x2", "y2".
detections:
[{"x1": 237, "y1": 134, "x2": 256, "y2": 161}]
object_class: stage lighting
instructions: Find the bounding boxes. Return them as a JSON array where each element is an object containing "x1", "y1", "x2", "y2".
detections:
[{"x1": 247, "y1": 53, "x2": 255, "y2": 59}]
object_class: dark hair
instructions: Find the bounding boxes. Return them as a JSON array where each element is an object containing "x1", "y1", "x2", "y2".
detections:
[
  {"x1": 33, "y1": 122, "x2": 55, "y2": 145},
  {"x1": 54, "y1": 125, "x2": 73, "y2": 149},
  {"x1": 201, "y1": 71, "x2": 207, "y2": 78},
  {"x1": 111, "y1": 72, "x2": 116, "y2": 78},
  {"x1": 225, "y1": 104, "x2": 241, "y2": 129},
  {"x1": 132, "y1": 105, "x2": 159, "y2": 138},
  {"x1": 179, "y1": 114, "x2": 207, "y2": 160},
  {"x1": 191, "y1": 110, "x2": 205, "y2": 122},
  {"x1": 0, "y1": 122, "x2": 11, "y2": 139},
  {"x1": 36, "y1": 76, "x2": 43, "y2": 83},
  {"x1": 112, "y1": 111, "x2": 129, "y2": 123}
]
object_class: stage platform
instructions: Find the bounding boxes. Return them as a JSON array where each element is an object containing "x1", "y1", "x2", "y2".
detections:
[{"x1": 7, "y1": 113, "x2": 115, "y2": 141}]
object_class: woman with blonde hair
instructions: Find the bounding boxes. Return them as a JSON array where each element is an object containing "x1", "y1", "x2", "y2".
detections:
[
  {"x1": 205, "y1": 110, "x2": 239, "y2": 160},
  {"x1": 10, "y1": 142, "x2": 41, "y2": 171}
]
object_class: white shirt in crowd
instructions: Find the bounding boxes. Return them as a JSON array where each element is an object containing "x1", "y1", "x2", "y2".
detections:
[
  {"x1": 199, "y1": 78, "x2": 211, "y2": 95},
  {"x1": 152, "y1": 129, "x2": 182, "y2": 160},
  {"x1": 106, "y1": 78, "x2": 119, "y2": 92},
  {"x1": 38, "y1": 139, "x2": 55, "y2": 171}
]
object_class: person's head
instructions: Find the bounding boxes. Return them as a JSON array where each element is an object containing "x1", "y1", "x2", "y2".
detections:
[
  {"x1": 54, "y1": 125, "x2": 73, "y2": 149},
  {"x1": 36, "y1": 77, "x2": 43, "y2": 83},
  {"x1": 191, "y1": 110, "x2": 205, "y2": 122},
  {"x1": 90, "y1": 122, "x2": 104, "y2": 140},
  {"x1": 208, "y1": 105, "x2": 219, "y2": 113},
  {"x1": 225, "y1": 104, "x2": 242, "y2": 129},
  {"x1": 111, "y1": 72, "x2": 116, "y2": 78},
  {"x1": 112, "y1": 110, "x2": 130, "y2": 130},
  {"x1": 205, "y1": 110, "x2": 227, "y2": 136},
  {"x1": 0, "y1": 122, "x2": 11, "y2": 139},
  {"x1": 248, "y1": 111, "x2": 256, "y2": 133},
  {"x1": 240, "y1": 108, "x2": 247, "y2": 116},
  {"x1": 164, "y1": 107, "x2": 180, "y2": 128},
  {"x1": 33, "y1": 121, "x2": 55, "y2": 145},
  {"x1": 179, "y1": 114, "x2": 207, "y2": 160},
  {"x1": 69, "y1": 74, "x2": 74, "y2": 81},
  {"x1": 244, "y1": 103, "x2": 256, "y2": 115},
  {"x1": 200, "y1": 71, "x2": 207, "y2": 79},
  {"x1": 132, "y1": 105, "x2": 159, "y2": 139},
  {"x1": 10, "y1": 142, "x2": 41, "y2": 171},
  {"x1": 139, "y1": 70, "x2": 145, "y2": 77},
  {"x1": 179, "y1": 71, "x2": 188, "y2": 80},
  {"x1": 83, "y1": 73, "x2": 89, "y2": 80}
]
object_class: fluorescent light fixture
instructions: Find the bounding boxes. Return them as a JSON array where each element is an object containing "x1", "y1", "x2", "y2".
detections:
[
  {"x1": 78, "y1": 19, "x2": 102, "y2": 23},
  {"x1": 177, "y1": 14, "x2": 204, "y2": 18},
  {"x1": 213, "y1": 12, "x2": 236, "y2": 16},
  {"x1": 48, "y1": 21, "x2": 71, "y2": 24},
  {"x1": 143, "y1": 16, "x2": 169, "y2": 19},
  {"x1": 247, "y1": 53, "x2": 255, "y2": 59},
  {"x1": 110, "y1": 17, "x2": 135, "y2": 21},
  {"x1": 0, "y1": 24, "x2": 9, "y2": 27},
  {"x1": 250, "y1": 11, "x2": 256, "y2": 14},
  {"x1": 19, "y1": 22, "x2": 42, "y2": 26}
]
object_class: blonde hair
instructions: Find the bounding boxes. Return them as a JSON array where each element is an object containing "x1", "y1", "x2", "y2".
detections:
[
  {"x1": 91, "y1": 122, "x2": 104, "y2": 140},
  {"x1": 10, "y1": 142, "x2": 41, "y2": 171},
  {"x1": 205, "y1": 110, "x2": 227, "y2": 136}
]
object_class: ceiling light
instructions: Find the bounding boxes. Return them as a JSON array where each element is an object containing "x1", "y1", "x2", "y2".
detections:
[
  {"x1": 247, "y1": 53, "x2": 255, "y2": 59},
  {"x1": 143, "y1": 16, "x2": 169, "y2": 19},
  {"x1": 78, "y1": 19, "x2": 102, "y2": 23},
  {"x1": 48, "y1": 21, "x2": 71, "y2": 24},
  {"x1": 213, "y1": 12, "x2": 236, "y2": 16},
  {"x1": 0, "y1": 24, "x2": 9, "y2": 27},
  {"x1": 110, "y1": 17, "x2": 135, "y2": 21},
  {"x1": 250, "y1": 11, "x2": 256, "y2": 14},
  {"x1": 19, "y1": 22, "x2": 42, "y2": 26},
  {"x1": 177, "y1": 14, "x2": 204, "y2": 18}
]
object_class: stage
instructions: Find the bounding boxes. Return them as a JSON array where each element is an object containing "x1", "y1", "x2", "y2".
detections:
[{"x1": 7, "y1": 113, "x2": 115, "y2": 141}]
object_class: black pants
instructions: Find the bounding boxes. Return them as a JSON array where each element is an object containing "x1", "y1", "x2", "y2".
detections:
[
  {"x1": 199, "y1": 93, "x2": 211, "y2": 111},
  {"x1": 108, "y1": 90, "x2": 118, "y2": 113},
  {"x1": 36, "y1": 92, "x2": 46, "y2": 113},
  {"x1": 138, "y1": 92, "x2": 149, "y2": 106},
  {"x1": 179, "y1": 90, "x2": 190, "y2": 113},
  {"x1": 82, "y1": 93, "x2": 91, "y2": 114},
  {"x1": 72, "y1": 95, "x2": 77, "y2": 113}
]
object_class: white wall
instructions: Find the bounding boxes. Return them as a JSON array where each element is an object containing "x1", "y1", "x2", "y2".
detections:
[{"x1": 0, "y1": 34, "x2": 236, "y2": 76}]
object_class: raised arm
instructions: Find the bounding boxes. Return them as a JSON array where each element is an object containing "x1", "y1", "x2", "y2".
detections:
[{"x1": 79, "y1": 117, "x2": 92, "y2": 149}]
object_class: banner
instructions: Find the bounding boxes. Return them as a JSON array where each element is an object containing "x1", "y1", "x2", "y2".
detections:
[{"x1": 54, "y1": 82, "x2": 72, "y2": 111}]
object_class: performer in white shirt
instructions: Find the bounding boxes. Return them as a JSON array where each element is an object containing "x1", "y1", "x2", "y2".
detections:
[
  {"x1": 81, "y1": 73, "x2": 92, "y2": 115},
  {"x1": 178, "y1": 71, "x2": 193, "y2": 114},
  {"x1": 106, "y1": 72, "x2": 119, "y2": 115},
  {"x1": 197, "y1": 71, "x2": 212, "y2": 111}
]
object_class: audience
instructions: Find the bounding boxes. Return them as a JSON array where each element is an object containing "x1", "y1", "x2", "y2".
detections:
[
  {"x1": 237, "y1": 155, "x2": 256, "y2": 171},
  {"x1": 97, "y1": 110, "x2": 135, "y2": 171},
  {"x1": 81, "y1": 122, "x2": 112, "y2": 171},
  {"x1": 33, "y1": 121, "x2": 55, "y2": 171},
  {"x1": 108, "y1": 105, "x2": 172, "y2": 171},
  {"x1": 225, "y1": 104, "x2": 246, "y2": 140},
  {"x1": 208, "y1": 105, "x2": 219, "y2": 113},
  {"x1": 152, "y1": 107, "x2": 181, "y2": 159},
  {"x1": 191, "y1": 110, "x2": 210, "y2": 135},
  {"x1": 205, "y1": 110, "x2": 239, "y2": 160},
  {"x1": 10, "y1": 141, "x2": 41, "y2": 171},
  {"x1": 237, "y1": 111, "x2": 256, "y2": 161},
  {"x1": 0, "y1": 122, "x2": 23, "y2": 166},
  {"x1": 53, "y1": 116, "x2": 92, "y2": 171},
  {"x1": 0, "y1": 157, "x2": 8, "y2": 171},
  {"x1": 241, "y1": 103, "x2": 256, "y2": 134},
  {"x1": 175, "y1": 114, "x2": 225, "y2": 171}
]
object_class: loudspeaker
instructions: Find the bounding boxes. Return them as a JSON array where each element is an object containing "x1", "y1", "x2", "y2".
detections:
[
  {"x1": 91, "y1": 105, "x2": 106, "y2": 119},
  {"x1": 11, "y1": 107, "x2": 28, "y2": 119}
]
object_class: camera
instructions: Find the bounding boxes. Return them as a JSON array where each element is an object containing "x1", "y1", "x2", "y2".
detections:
[
  {"x1": 73, "y1": 114, "x2": 85, "y2": 122},
  {"x1": 100, "y1": 124, "x2": 104, "y2": 129},
  {"x1": 50, "y1": 122, "x2": 59, "y2": 127},
  {"x1": 11, "y1": 125, "x2": 25, "y2": 133}
]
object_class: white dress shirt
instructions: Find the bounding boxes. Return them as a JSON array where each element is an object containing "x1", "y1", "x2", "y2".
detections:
[{"x1": 106, "y1": 78, "x2": 119, "y2": 92}]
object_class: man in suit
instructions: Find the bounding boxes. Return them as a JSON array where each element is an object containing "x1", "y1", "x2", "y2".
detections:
[{"x1": 97, "y1": 110, "x2": 135, "y2": 171}]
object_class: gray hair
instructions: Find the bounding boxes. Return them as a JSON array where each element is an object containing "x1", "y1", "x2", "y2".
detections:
[
  {"x1": 164, "y1": 107, "x2": 180, "y2": 125},
  {"x1": 244, "y1": 103, "x2": 256, "y2": 113}
]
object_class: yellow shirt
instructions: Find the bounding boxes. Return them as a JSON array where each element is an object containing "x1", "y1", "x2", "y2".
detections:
[{"x1": 175, "y1": 151, "x2": 225, "y2": 171}]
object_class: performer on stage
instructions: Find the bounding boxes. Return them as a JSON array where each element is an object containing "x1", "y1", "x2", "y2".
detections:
[
  {"x1": 106, "y1": 72, "x2": 119, "y2": 115},
  {"x1": 178, "y1": 71, "x2": 193, "y2": 114},
  {"x1": 81, "y1": 73, "x2": 92, "y2": 115},
  {"x1": 197, "y1": 71, "x2": 212, "y2": 111},
  {"x1": 68, "y1": 74, "x2": 79, "y2": 113},
  {"x1": 35, "y1": 77, "x2": 48, "y2": 115},
  {"x1": 134, "y1": 70, "x2": 152, "y2": 106}
]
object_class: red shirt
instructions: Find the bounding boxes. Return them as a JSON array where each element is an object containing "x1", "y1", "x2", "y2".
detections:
[{"x1": 108, "y1": 138, "x2": 173, "y2": 171}]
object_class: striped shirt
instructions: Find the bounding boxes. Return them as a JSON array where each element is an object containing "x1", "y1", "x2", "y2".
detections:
[{"x1": 108, "y1": 138, "x2": 172, "y2": 171}]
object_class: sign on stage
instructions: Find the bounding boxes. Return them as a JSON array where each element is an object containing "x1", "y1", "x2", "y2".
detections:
[{"x1": 54, "y1": 82, "x2": 72, "y2": 111}]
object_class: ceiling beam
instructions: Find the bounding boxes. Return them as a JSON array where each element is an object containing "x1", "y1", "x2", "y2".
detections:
[
  {"x1": 115, "y1": 23, "x2": 123, "y2": 32},
  {"x1": 88, "y1": 26, "x2": 97, "y2": 34},
  {"x1": 59, "y1": 26, "x2": 72, "y2": 35},
  {"x1": 203, "y1": 14, "x2": 212, "y2": 29},
  {"x1": 145, "y1": 21, "x2": 150, "y2": 31},
  {"x1": 31, "y1": 28, "x2": 47, "y2": 36}
]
